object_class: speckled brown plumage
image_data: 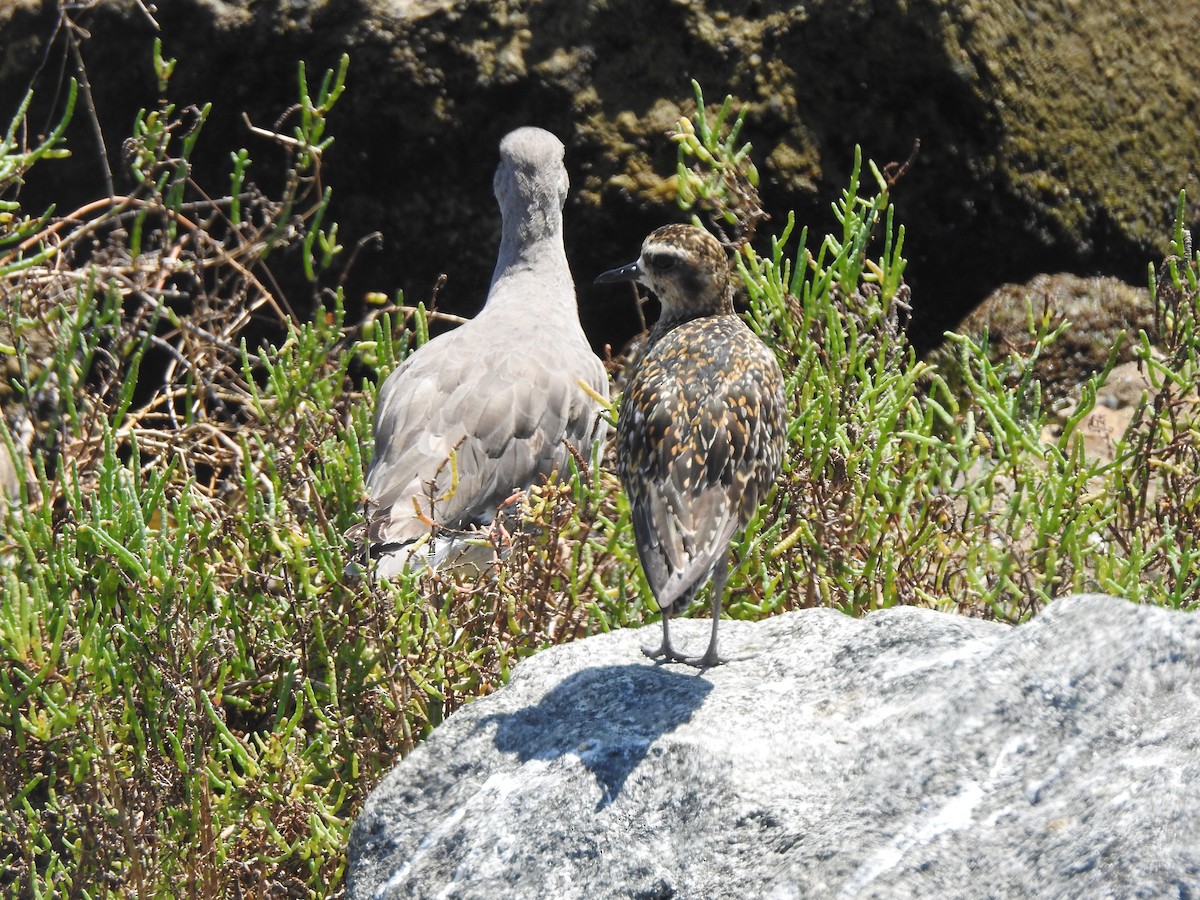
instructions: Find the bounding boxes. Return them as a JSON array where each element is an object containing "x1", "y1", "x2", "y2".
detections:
[{"x1": 596, "y1": 224, "x2": 786, "y2": 667}]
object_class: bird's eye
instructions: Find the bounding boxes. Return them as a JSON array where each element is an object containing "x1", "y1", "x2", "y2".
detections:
[{"x1": 648, "y1": 254, "x2": 677, "y2": 273}]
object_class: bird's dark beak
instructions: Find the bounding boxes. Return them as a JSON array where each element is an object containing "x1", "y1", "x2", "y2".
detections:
[{"x1": 594, "y1": 261, "x2": 640, "y2": 285}]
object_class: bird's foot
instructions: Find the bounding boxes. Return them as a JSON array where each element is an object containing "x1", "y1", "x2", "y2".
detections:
[
  {"x1": 679, "y1": 648, "x2": 726, "y2": 669},
  {"x1": 642, "y1": 643, "x2": 742, "y2": 668},
  {"x1": 641, "y1": 643, "x2": 692, "y2": 665},
  {"x1": 682, "y1": 646, "x2": 759, "y2": 668}
]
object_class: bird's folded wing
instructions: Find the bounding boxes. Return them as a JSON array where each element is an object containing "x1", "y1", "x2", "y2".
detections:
[
  {"x1": 625, "y1": 375, "x2": 753, "y2": 610},
  {"x1": 367, "y1": 332, "x2": 602, "y2": 547}
]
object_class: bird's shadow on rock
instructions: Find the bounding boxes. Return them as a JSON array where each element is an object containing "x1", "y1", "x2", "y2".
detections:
[{"x1": 480, "y1": 664, "x2": 711, "y2": 810}]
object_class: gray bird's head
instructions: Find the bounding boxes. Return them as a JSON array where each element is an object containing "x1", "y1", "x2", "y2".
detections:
[
  {"x1": 493, "y1": 127, "x2": 569, "y2": 238},
  {"x1": 595, "y1": 224, "x2": 733, "y2": 325}
]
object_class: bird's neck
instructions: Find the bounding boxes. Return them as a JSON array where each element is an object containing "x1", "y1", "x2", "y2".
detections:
[
  {"x1": 646, "y1": 286, "x2": 735, "y2": 347},
  {"x1": 486, "y1": 208, "x2": 577, "y2": 315},
  {"x1": 492, "y1": 201, "x2": 564, "y2": 275}
]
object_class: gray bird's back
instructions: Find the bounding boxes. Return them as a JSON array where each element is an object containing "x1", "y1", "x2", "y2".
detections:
[{"x1": 364, "y1": 127, "x2": 609, "y2": 576}]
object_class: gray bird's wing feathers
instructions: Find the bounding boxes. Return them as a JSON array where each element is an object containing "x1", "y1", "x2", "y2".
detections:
[
  {"x1": 619, "y1": 316, "x2": 785, "y2": 612},
  {"x1": 367, "y1": 321, "x2": 606, "y2": 549}
]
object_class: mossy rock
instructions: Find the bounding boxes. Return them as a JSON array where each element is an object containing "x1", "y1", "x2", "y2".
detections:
[{"x1": 1, "y1": 0, "x2": 1195, "y2": 354}]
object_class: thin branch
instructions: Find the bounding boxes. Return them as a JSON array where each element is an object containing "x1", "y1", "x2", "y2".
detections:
[{"x1": 65, "y1": 16, "x2": 114, "y2": 199}]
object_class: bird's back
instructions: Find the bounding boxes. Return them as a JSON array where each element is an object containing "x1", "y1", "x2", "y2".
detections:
[
  {"x1": 363, "y1": 127, "x2": 609, "y2": 573},
  {"x1": 367, "y1": 302, "x2": 607, "y2": 551},
  {"x1": 618, "y1": 314, "x2": 785, "y2": 612}
]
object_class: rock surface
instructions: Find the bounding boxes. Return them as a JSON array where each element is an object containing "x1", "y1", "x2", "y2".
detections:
[
  {"x1": 932, "y1": 272, "x2": 1159, "y2": 465},
  {"x1": 348, "y1": 595, "x2": 1200, "y2": 899},
  {"x1": 955, "y1": 273, "x2": 1156, "y2": 402},
  {"x1": 1, "y1": 1, "x2": 1197, "y2": 352}
]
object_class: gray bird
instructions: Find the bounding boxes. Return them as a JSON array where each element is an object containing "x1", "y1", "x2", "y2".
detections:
[
  {"x1": 596, "y1": 224, "x2": 786, "y2": 667},
  {"x1": 364, "y1": 127, "x2": 609, "y2": 577}
]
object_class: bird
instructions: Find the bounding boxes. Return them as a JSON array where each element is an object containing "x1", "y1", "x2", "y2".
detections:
[
  {"x1": 362, "y1": 127, "x2": 610, "y2": 578},
  {"x1": 595, "y1": 224, "x2": 786, "y2": 667}
]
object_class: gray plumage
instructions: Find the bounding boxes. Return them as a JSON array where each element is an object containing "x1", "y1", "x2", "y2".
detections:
[
  {"x1": 364, "y1": 127, "x2": 609, "y2": 577},
  {"x1": 596, "y1": 224, "x2": 786, "y2": 667}
]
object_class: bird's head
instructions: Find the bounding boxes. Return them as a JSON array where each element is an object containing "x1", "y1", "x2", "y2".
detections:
[
  {"x1": 595, "y1": 224, "x2": 732, "y2": 323},
  {"x1": 494, "y1": 127, "x2": 569, "y2": 224}
]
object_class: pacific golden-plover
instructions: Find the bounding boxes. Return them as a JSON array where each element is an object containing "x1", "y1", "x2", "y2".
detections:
[
  {"x1": 363, "y1": 127, "x2": 610, "y2": 577},
  {"x1": 596, "y1": 224, "x2": 786, "y2": 667}
]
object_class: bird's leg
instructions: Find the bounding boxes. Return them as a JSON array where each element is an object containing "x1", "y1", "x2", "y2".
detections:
[
  {"x1": 643, "y1": 612, "x2": 673, "y2": 660},
  {"x1": 642, "y1": 609, "x2": 691, "y2": 663},
  {"x1": 684, "y1": 550, "x2": 730, "y2": 668}
]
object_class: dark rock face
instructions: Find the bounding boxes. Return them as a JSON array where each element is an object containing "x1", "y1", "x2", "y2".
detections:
[
  {"x1": 2, "y1": 0, "x2": 1197, "y2": 354},
  {"x1": 348, "y1": 595, "x2": 1200, "y2": 899}
]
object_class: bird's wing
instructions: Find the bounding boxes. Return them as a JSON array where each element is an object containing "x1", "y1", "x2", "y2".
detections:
[
  {"x1": 622, "y1": 381, "x2": 744, "y2": 611},
  {"x1": 367, "y1": 326, "x2": 606, "y2": 548},
  {"x1": 619, "y1": 319, "x2": 785, "y2": 612}
]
